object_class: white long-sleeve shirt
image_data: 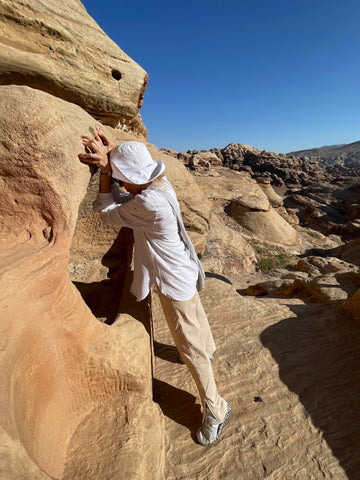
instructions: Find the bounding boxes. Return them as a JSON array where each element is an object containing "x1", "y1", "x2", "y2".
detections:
[{"x1": 93, "y1": 177, "x2": 198, "y2": 302}]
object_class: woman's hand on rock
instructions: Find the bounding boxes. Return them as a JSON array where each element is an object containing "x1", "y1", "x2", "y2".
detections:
[{"x1": 79, "y1": 126, "x2": 114, "y2": 173}]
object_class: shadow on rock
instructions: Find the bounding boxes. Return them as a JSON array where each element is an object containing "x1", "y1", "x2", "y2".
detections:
[
  {"x1": 260, "y1": 302, "x2": 360, "y2": 479},
  {"x1": 73, "y1": 228, "x2": 134, "y2": 324},
  {"x1": 154, "y1": 341, "x2": 181, "y2": 364},
  {"x1": 205, "y1": 271, "x2": 233, "y2": 285},
  {"x1": 153, "y1": 378, "x2": 201, "y2": 438}
]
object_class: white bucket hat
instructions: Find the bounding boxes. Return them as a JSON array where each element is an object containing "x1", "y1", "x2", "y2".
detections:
[{"x1": 109, "y1": 141, "x2": 165, "y2": 184}]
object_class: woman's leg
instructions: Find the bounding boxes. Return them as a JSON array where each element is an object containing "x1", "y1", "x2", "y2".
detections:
[
  {"x1": 193, "y1": 291, "x2": 216, "y2": 358},
  {"x1": 157, "y1": 288, "x2": 227, "y2": 423}
]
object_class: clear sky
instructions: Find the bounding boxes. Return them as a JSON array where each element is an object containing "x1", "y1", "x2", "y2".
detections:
[{"x1": 82, "y1": 0, "x2": 360, "y2": 154}]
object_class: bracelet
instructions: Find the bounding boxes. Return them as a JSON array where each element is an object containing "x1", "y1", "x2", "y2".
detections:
[{"x1": 100, "y1": 171, "x2": 111, "y2": 176}]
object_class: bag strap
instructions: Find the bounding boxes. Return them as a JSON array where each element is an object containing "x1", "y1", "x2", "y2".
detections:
[{"x1": 159, "y1": 190, "x2": 205, "y2": 291}]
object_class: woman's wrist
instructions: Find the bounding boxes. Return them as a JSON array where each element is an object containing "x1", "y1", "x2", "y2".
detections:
[
  {"x1": 99, "y1": 172, "x2": 112, "y2": 193},
  {"x1": 100, "y1": 165, "x2": 112, "y2": 174}
]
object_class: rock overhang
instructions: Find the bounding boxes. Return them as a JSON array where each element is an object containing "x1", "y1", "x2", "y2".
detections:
[{"x1": 0, "y1": 0, "x2": 148, "y2": 130}]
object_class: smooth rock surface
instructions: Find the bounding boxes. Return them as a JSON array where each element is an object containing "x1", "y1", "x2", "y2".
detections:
[
  {"x1": 152, "y1": 277, "x2": 354, "y2": 479},
  {"x1": 257, "y1": 181, "x2": 284, "y2": 207},
  {"x1": 0, "y1": 85, "x2": 164, "y2": 480},
  {"x1": 231, "y1": 203, "x2": 301, "y2": 246},
  {"x1": 0, "y1": 0, "x2": 148, "y2": 132},
  {"x1": 201, "y1": 211, "x2": 257, "y2": 276}
]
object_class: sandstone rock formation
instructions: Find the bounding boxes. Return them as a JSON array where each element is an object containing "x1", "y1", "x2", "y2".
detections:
[
  {"x1": 0, "y1": 86, "x2": 165, "y2": 479},
  {"x1": 331, "y1": 237, "x2": 360, "y2": 267},
  {"x1": 2, "y1": 1, "x2": 360, "y2": 479},
  {"x1": 289, "y1": 140, "x2": 360, "y2": 177},
  {"x1": 207, "y1": 143, "x2": 327, "y2": 185},
  {"x1": 284, "y1": 180, "x2": 360, "y2": 239},
  {"x1": 343, "y1": 288, "x2": 360, "y2": 321},
  {"x1": 0, "y1": 0, "x2": 148, "y2": 133},
  {"x1": 152, "y1": 276, "x2": 355, "y2": 479},
  {"x1": 222, "y1": 175, "x2": 301, "y2": 247},
  {"x1": 175, "y1": 142, "x2": 330, "y2": 186},
  {"x1": 188, "y1": 151, "x2": 223, "y2": 169},
  {"x1": 256, "y1": 177, "x2": 284, "y2": 207},
  {"x1": 231, "y1": 202, "x2": 300, "y2": 246}
]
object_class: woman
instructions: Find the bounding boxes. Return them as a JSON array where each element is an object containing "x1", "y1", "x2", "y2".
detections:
[{"x1": 79, "y1": 127, "x2": 231, "y2": 446}]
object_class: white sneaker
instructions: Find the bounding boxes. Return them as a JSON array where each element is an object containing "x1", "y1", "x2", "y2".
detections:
[{"x1": 196, "y1": 402, "x2": 231, "y2": 446}]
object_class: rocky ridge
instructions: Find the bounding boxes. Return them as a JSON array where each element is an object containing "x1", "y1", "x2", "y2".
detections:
[
  {"x1": 289, "y1": 140, "x2": 360, "y2": 176},
  {"x1": 165, "y1": 139, "x2": 360, "y2": 187},
  {"x1": 166, "y1": 143, "x2": 328, "y2": 186}
]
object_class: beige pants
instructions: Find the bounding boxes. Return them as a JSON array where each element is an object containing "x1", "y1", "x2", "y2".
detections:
[{"x1": 157, "y1": 288, "x2": 227, "y2": 422}]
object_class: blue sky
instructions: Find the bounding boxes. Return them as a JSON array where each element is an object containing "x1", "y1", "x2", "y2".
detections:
[{"x1": 82, "y1": 0, "x2": 360, "y2": 154}]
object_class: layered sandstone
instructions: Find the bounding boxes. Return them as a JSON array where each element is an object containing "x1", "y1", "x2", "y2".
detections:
[
  {"x1": 152, "y1": 277, "x2": 353, "y2": 479},
  {"x1": 0, "y1": 86, "x2": 164, "y2": 480},
  {"x1": 0, "y1": 0, "x2": 148, "y2": 133},
  {"x1": 184, "y1": 142, "x2": 328, "y2": 186},
  {"x1": 2, "y1": 1, "x2": 360, "y2": 479}
]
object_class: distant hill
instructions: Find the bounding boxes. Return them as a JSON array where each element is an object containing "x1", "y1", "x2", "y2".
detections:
[{"x1": 288, "y1": 140, "x2": 360, "y2": 170}]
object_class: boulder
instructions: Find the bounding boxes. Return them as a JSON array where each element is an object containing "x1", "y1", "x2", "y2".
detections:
[
  {"x1": 276, "y1": 206, "x2": 300, "y2": 225},
  {"x1": 332, "y1": 238, "x2": 360, "y2": 266},
  {"x1": 343, "y1": 289, "x2": 360, "y2": 321},
  {"x1": 0, "y1": 85, "x2": 164, "y2": 480},
  {"x1": 201, "y1": 212, "x2": 257, "y2": 276},
  {"x1": 269, "y1": 276, "x2": 347, "y2": 302},
  {"x1": 189, "y1": 151, "x2": 222, "y2": 169},
  {"x1": 257, "y1": 181, "x2": 284, "y2": 207},
  {"x1": 296, "y1": 256, "x2": 359, "y2": 275},
  {"x1": 231, "y1": 203, "x2": 301, "y2": 246},
  {"x1": 0, "y1": 0, "x2": 148, "y2": 133},
  {"x1": 233, "y1": 189, "x2": 270, "y2": 212}
]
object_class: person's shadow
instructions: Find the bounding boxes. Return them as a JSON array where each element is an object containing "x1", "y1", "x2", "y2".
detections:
[
  {"x1": 153, "y1": 378, "x2": 201, "y2": 438},
  {"x1": 73, "y1": 227, "x2": 134, "y2": 324},
  {"x1": 260, "y1": 301, "x2": 360, "y2": 479}
]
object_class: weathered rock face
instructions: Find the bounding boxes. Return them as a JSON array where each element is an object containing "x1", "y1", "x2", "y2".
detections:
[
  {"x1": 188, "y1": 151, "x2": 223, "y2": 169},
  {"x1": 232, "y1": 202, "x2": 300, "y2": 246},
  {"x1": 343, "y1": 288, "x2": 360, "y2": 321},
  {"x1": 201, "y1": 212, "x2": 257, "y2": 276},
  {"x1": 257, "y1": 178, "x2": 284, "y2": 207},
  {"x1": 331, "y1": 237, "x2": 360, "y2": 267},
  {"x1": 0, "y1": 0, "x2": 148, "y2": 133},
  {"x1": 223, "y1": 175, "x2": 301, "y2": 247},
  {"x1": 0, "y1": 86, "x2": 164, "y2": 480},
  {"x1": 207, "y1": 143, "x2": 327, "y2": 186},
  {"x1": 289, "y1": 140, "x2": 360, "y2": 177},
  {"x1": 284, "y1": 181, "x2": 360, "y2": 239},
  {"x1": 152, "y1": 276, "x2": 358, "y2": 479},
  {"x1": 175, "y1": 143, "x2": 330, "y2": 186}
]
